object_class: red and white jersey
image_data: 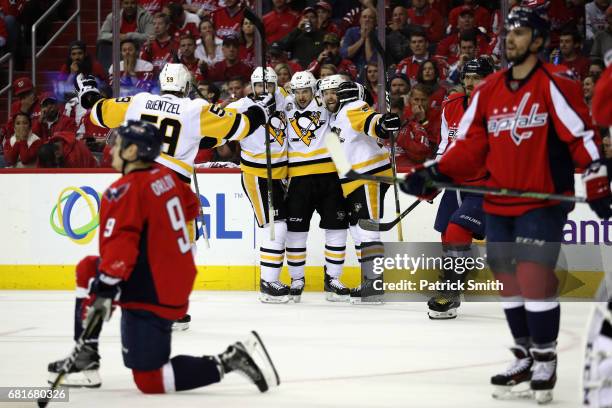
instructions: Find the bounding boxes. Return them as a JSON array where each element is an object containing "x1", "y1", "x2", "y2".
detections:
[
  {"x1": 592, "y1": 64, "x2": 612, "y2": 126},
  {"x1": 437, "y1": 92, "x2": 487, "y2": 185},
  {"x1": 438, "y1": 61, "x2": 600, "y2": 216},
  {"x1": 140, "y1": 38, "x2": 178, "y2": 75},
  {"x1": 99, "y1": 165, "x2": 200, "y2": 320},
  {"x1": 212, "y1": 6, "x2": 244, "y2": 39}
]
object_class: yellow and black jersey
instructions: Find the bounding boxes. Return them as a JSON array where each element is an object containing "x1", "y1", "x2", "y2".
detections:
[
  {"x1": 90, "y1": 93, "x2": 252, "y2": 180},
  {"x1": 285, "y1": 95, "x2": 335, "y2": 177},
  {"x1": 329, "y1": 100, "x2": 392, "y2": 197},
  {"x1": 226, "y1": 88, "x2": 288, "y2": 179}
]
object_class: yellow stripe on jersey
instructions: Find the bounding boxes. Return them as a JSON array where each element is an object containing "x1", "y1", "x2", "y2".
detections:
[
  {"x1": 288, "y1": 147, "x2": 329, "y2": 159},
  {"x1": 242, "y1": 149, "x2": 287, "y2": 160},
  {"x1": 91, "y1": 97, "x2": 131, "y2": 128},
  {"x1": 352, "y1": 153, "x2": 389, "y2": 170},
  {"x1": 366, "y1": 183, "x2": 380, "y2": 220},
  {"x1": 239, "y1": 163, "x2": 287, "y2": 179},
  {"x1": 200, "y1": 104, "x2": 250, "y2": 142},
  {"x1": 287, "y1": 161, "x2": 336, "y2": 177},
  {"x1": 159, "y1": 153, "x2": 193, "y2": 173},
  {"x1": 346, "y1": 103, "x2": 382, "y2": 137},
  {"x1": 278, "y1": 87, "x2": 289, "y2": 97},
  {"x1": 341, "y1": 167, "x2": 393, "y2": 197}
]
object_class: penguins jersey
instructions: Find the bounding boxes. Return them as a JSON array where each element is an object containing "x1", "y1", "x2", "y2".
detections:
[
  {"x1": 90, "y1": 93, "x2": 253, "y2": 181},
  {"x1": 285, "y1": 95, "x2": 334, "y2": 177},
  {"x1": 226, "y1": 87, "x2": 288, "y2": 179},
  {"x1": 329, "y1": 100, "x2": 392, "y2": 196}
]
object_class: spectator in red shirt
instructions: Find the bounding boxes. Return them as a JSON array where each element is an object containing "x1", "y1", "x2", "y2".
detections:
[
  {"x1": 98, "y1": 0, "x2": 154, "y2": 70},
  {"x1": 239, "y1": 17, "x2": 256, "y2": 67},
  {"x1": 274, "y1": 63, "x2": 292, "y2": 89},
  {"x1": 3, "y1": 112, "x2": 43, "y2": 168},
  {"x1": 165, "y1": 1, "x2": 200, "y2": 41},
  {"x1": 396, "y1": 29, "x2": 448, "y2": 85},
  {"x1": 552, "y1": 28, "x2": 591, "y2": 80},
  {"x1": 194, "y1": 18, "x2": 223, "y2": 66},
  {"x1": 211, "y1": 0, "x2": 243, "y2": 39},
  {"x1": 4, "y1": 77, "x2": 41, "y2": 138},
  {"x1": 307, "y1": 32, "x2": 358, "y2": 80},
  {"x1": 402, "y1": 83, "x2": 441, "y2": 149},
  {"x1": 33, "y1": 93, "x2": 77, "y2": 141},
  {"x1": 38, "y1": 131, "x2": 98, "y2": 168},
  {"x1": 396, "y1": 120, "x2": 436, "y2": 170},
  {"x1": 548, "y1": 0, "x2": 585, "y2": 50},
  {"x1": 417, "y1": 60, "x2": 447, "y2": 113},
  {"x1": 448, "y1": 1, "x2": 491, "y2": 34},
  {"x1": 406, "y1": 0, "x2": 444, "y2": 43},
  {"x1": 109, "y1": 39, "x2": 155, "y2": 96},
  {"x1": 583, "y1": 74, "x2": 596, "y2": 112},
  {"x1": 437, "y1": 7, "x2": 493, "y2": 63},
  {"x1": 269, "y1": 42, "x2": 302, "y2": 74},
  {"x1": 140, "y1": 12, "x2": 179, "y2": 76},
  {"x1": 315, "y1": 1, "x2": 342, "y2": 38},
  {"x1": 589, "y1": 58, "x2": 606, "y2": 81},
  {"x1": 263, "y1": 0, "x2": 299, "y2": 44},
  {"x1": 200, "y1": 35, "x2": 252, "y2": 83},
  {"x1": 58, "y1": 41, "x2": 108, "y2": 98},
  {"x1": 178, "y1": 34, "x2": 203, "y2": 81}
]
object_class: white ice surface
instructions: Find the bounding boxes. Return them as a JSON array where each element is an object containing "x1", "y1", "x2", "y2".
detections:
[{"x1": 0, "y1": 291, "x2": 590, "y2": 408}]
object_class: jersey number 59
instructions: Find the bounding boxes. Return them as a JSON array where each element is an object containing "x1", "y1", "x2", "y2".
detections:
[{"x1": 140, "y1": 114, "x2": 182, "y2": 156}]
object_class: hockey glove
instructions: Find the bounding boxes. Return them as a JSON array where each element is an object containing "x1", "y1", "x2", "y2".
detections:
[
  {"x1": 84, "y1": 273, "x2": 121, "y2": 326},
  {"x1": 583, "y1": 160, "x2": 612, "y2": 219},
  {"x1": 75, "y1": 73, "x2": 102, "y2": 110},
  {"x1": 375, "y1": 113, "x2": 401, "y2": 139},
  {"x1": 254, "y1": 93, "x2": 276, "y2": 123},
  {"x1": 400, "y1": 162, "x2": 450, "y2": 200}
]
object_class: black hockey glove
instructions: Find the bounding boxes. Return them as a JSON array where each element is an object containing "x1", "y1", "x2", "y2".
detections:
[
  {"x1": 400, "y1": 162, "x2": 450, "y2": 200},
  {"x1": 85, "y1": 273, "x2": 121, "y2": 325},
  {"x1": 75, "y1": 73, "x2": 102, "y2": 110},
  {"x1": 336, "y1": 81, "x2": 360, "y2": 106},
  {"x1": 375, "y1": 113, "x2": 401, "y2": 139},
  {"x1": 583, "y1": 160, "x2": 612, "y2": 219}
]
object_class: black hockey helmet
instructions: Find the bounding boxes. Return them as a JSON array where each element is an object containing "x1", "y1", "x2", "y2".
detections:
[
  {"x1": 461, "y1": 57, "x2": 495, "y2": 79},
  {"x1": 504, "y1": 6, "x2": 549, "y2": 42},
  {"x1": 109, "y1": 120, "x2": 162, "y2": 162}
]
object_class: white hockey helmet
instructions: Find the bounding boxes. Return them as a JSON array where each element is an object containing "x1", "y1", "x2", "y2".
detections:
[
  {"x1": 159, "y1": 63, "x2": 192, "y2": 95},
  {"x1": 318, "y1": 74, "x2": 345, "y2": 92},
  {"x1": 290, "y1": 71, "x2": 316, "y2": 92},
  {"x1": 250, "y1": 66, "x2": 278, "y2": 90}
]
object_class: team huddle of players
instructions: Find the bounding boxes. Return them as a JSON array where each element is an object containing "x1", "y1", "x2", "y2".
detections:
[{"x1": 41, "y1": 4, "x2": 612, "y2": 406}]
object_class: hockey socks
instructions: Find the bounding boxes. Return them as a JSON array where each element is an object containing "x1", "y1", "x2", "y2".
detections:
[{"x1": 132, "y1": 356, "x2": 221, "y2": 394}]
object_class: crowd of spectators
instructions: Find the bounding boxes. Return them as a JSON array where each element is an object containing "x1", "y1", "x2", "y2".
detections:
[{"x1": 1, "y1": 0, "x2": 611, "y2": 169}]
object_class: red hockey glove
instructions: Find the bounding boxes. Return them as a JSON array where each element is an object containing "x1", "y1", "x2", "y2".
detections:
[{"x1": 583, "y1": 160, "x2": 612, "y2": 219}]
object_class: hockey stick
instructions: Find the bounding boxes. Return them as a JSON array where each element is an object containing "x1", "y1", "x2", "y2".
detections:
[
  {"x1": 192, "y1": 168, "x2": 210, "y2": 248},
  {"x1": 326, "y1": 132, "x2": 588, "y2": 203},
  {"x1": 358, "y1": 198, "x2": 422, "y2": 232},
  {"x1": 38, "y1": 310, "x2": 104, "y2": 408},
  {"x1": 244, "y1": 7, "x2": 275, "y2": 241},
  {"x1": 369, "y1": 31, "x2": 404, "y2": 241}
]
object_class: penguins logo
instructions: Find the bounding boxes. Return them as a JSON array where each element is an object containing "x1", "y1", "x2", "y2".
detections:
[
  {"x1": 289, "y1": 111, "x2": 325, "y2": 146},
  {"x1": 268, "y1": 112, "x2": 287, "y2": 146}
]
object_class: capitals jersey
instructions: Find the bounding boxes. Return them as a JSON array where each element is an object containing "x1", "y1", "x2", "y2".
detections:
[
  {"x1": 437, "y1": 92, "x2": 487, "y2": 185},
  {"x1": 285, "y1": 95, "x2": 333, "y2": 177},
  {"x1": 99, "y1": 165, "x2": 199, "y2": 320},
  {"x1": 226, "y1": 88, "x2": 289, "y2": 179},
  {"x1": 90, "y1": 93, "x2": 254, "y2": 181},
  {"x1": 438, "y1": 61, "x2": 600, "y2": 216},
  {"x1": 329, "y1": 100, "x2": 392, "y2": 196}
]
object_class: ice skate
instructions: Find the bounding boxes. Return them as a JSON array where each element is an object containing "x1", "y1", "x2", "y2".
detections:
[
  {"x1": 47, "y1": 344, "x2": 101, "y2": 388},
  {"x1": 427, "y1": 293, "x2": 460, "y2": 320},
  {"x1": 172, "y1": 313, "x2": 191, "y2": 331},
  {"x1": 350, "y1": 278, "x2": 384, "y2": 305},
  {"x1": 219, "y1": 330, "x2": 280, "y2": 392},
  {"x1": 584, "y1": 333, "x2": 612, "y2": 408},
  {"x1": 258, "y1": 280, "x2": 290, "y2": 304},
  {"x1": 530, "y1": 348, "x2": 557, "y2": 405},
  {"x1": 491, "y1": 345, "x2": 533, "y2": 400},
  {"x1": 289, "y1": 277, "x2": 305, "y2": 303},
  {"x1": 324, "y1": 268, "x2": 350, "y2": 302}
]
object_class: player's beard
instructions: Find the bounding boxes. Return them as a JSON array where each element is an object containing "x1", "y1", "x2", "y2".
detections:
[{"x1": 506, "y1": 46, "x2": 531, "y2": 66}]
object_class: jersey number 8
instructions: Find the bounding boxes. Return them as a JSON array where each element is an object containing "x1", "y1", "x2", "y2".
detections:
[{"x1": 140, "y1": 114, "x2": 182, "y2": 156}]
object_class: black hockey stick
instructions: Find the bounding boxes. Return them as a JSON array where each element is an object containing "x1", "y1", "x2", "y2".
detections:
[
  {"x1": 358, "y1": 198, "x2": 422, "y2": 232},
  {"x1": 192, "y1": 167, "x2": 210, "y2": 248},
  {"x1": 244, "y1": 7, "x2": 276, "y2": 240},
  {"x1": 326, "y1": 132, "x2": 588, "y2": 203},
  {"x1": 369, "y1": 31, "x2": 404, "y2": 241},
  {"x1": 38, "y1": 310, "x2": 104, "y2": 408}
]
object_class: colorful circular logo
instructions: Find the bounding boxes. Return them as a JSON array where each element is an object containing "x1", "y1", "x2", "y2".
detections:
[{"x1": 50, "y1": 186, "x2": 101, "y2": 245}]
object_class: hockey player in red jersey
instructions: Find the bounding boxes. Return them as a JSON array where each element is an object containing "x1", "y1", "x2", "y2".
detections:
[
  {"x1": 427, "y1": 57, "x2": 494, "y2": 320},
  {"x1": 47, "y1": 121, "x2": 279, "y2": 393},
  {"x1": 402, "y1": 6, "x2": 612, "y2": 404}
]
